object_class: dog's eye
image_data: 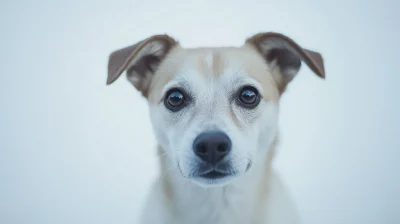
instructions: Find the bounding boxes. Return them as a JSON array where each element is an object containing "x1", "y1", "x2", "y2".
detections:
[
  {"x1": 165, "y1": 89, "x2": 186, "y2": 111},
  {"x1": 237, "y1": 86, "x2": 260, "y2": 108}
]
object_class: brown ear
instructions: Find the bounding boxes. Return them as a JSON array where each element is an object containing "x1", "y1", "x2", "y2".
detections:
[
  {"x1": 246, "y1": 32, "x2": 325, "y2": 93},
  {"x1": 107, "y1": 34, "x2": 177, "y2": 97}
]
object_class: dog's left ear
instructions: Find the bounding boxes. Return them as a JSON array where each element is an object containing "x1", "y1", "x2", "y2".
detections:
[
  {"x1": 107, "y1": 34, "x2": 178, "y2": 97},
  {"x1": 245, "y1": 32, "x2": 325, "y2": 93}
]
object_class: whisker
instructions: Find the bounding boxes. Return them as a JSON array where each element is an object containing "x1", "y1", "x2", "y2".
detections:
[
  {"x1": 185, "y1": 178, "x2": 190, "y2": 197},
  {"x1": 223, "y1": 186, "x2": 228, "y2": 201},
  {"x1": 157, "y1": 151, "x2": 169, "y2": 159},
  {"x1": 161, "y1": 163, "x2": 174, "y2": 181}
]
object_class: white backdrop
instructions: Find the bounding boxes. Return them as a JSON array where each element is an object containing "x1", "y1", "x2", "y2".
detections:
[{"x1": 1, "y1": 0, "x2": 399, "y2": 223}]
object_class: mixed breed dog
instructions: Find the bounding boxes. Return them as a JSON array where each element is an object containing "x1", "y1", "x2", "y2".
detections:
[{"x1": 106, "y1": 32, "x2": 325, "y2": 224}]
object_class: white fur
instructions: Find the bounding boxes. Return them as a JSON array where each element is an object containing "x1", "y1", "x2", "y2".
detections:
[
  {"x1": 141, "y1": 169, "x2": 300, "y2": 224},
  {"x1": 138, "y1": 48, "x2": 302, "y2": 223}
]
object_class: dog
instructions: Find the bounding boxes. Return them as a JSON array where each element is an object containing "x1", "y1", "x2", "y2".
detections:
[{"x1": 106, "y1": 32, "x2": 325, "y2": 224}]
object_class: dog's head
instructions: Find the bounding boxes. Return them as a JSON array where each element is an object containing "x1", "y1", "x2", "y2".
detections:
[{"x1": 107, "y1": 33, "x2": 325, "y2": 187}]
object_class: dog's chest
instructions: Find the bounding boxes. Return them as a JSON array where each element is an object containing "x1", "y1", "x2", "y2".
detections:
[{"x1": 173, "y1": 185, "x2": 261, "y2": 224}]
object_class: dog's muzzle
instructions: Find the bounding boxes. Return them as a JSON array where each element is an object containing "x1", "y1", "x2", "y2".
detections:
[{"x1": 192, "y1": 131, "x2": 233, "y2": 179}]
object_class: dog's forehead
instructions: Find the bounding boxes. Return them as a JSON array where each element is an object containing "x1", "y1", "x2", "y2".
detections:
[
  {"x1": 148, "y1": 45, "x2": 279, "y2": 103},
  {"x1": 182, "y1": 46, "x2": 264, "y2": 78}
]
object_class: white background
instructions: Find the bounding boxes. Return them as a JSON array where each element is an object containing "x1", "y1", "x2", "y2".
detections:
[{"x1": 1, "y1": 0, "x2": 399, "y2": 223}]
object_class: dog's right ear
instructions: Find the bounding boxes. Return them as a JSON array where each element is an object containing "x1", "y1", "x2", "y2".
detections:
[
  {"x1": 107, "y1": 34, "x2": 178, "y2": 97},
  {"x1": 245, "y1": 32, "x2": 325, "y2": 94}
]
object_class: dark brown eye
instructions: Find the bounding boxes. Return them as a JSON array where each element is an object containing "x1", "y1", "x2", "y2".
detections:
[
  {"x1": 237, "y1": 86, "x2": 260, "y2": 108},
  {"x1": 165, "y1": 89, "x2": 186, "y2": 111}
]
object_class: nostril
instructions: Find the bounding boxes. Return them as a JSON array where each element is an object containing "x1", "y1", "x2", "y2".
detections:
[
  {"x1": 196, "y1": 143, "x2": 207, "y2": 155},
  {"x1": 217, "y1": 143, "x2": 229, "y2": 153}
]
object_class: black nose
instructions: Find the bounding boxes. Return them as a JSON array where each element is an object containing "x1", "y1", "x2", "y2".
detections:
[{"x1": 193, "y1": 131, "x2": 232, "y2": 164}]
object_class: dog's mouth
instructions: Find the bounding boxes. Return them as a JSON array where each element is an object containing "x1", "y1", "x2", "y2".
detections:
[
  {"x1": 191, "y1": 163, "x2": 243, "y2": 186},
  {"x1": 193, "y1": 168, "x2": 237, "y2": 186},
  {"x1": 199, "y1": 170, "x2": 229, "y2": 179},
  {"x1": 178, "y1": 160, "x2": 252, "y2": 186}
]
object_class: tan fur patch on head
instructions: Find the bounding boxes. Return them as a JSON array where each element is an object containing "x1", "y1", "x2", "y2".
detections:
[
  {"x1": 147, "y1": 47, "x2": 226, "y2": 103},
  {"x1": 212, "y1": 45, "x2": 280, "y2": 102},
  {"x1": 195, "y1": 50, "x2": 214, "y2": 77},
  {"x1": 147, "y1": 45, "x2": 281, "y2": 104},
  {"x1": 191, "y1": 48, "x2": 224, "y2": 78},
  {"x1": 199, "y1": 50, "x2": 224, "y2": 77},
  {"x1": 236, "y1": 45, "x2": 280, "y2": 102},
  {"x1": 147, "y1": 46, "x2": 185, "y2": 104}
]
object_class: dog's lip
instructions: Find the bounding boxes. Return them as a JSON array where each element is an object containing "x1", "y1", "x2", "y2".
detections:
[{"x1": 198, "y1": 170, "x2": 228, "y2": 179}]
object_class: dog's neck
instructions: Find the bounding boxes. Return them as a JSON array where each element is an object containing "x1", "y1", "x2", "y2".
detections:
[{"x1": 158, "y1": 138, "x2": 277, "y2": 223}]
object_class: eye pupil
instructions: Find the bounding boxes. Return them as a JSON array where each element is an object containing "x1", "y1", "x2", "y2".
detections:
[
  {"x1": 240, "y1": 90, "x2": 256, "y2": 104},
  {"x1": 238, "y1": 87, "x2": 260, "y2": 108},
  {"x1": 242, "y1": 90, "x2": 255, "y2": 101},
  {"x1": 165, "y1": 90, "x2": 186, "y2": 110},
  {"x1": 169, "y1": 92, "x2": 183, "y2": 105}
]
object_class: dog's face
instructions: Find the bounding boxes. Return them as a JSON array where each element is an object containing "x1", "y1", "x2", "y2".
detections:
[
  {"x1": 107, "y1": 33, "x2": 325, "y2": 187},
  {"x1": 147, "y1": 46, "x2": 281, "y2": 186}
]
